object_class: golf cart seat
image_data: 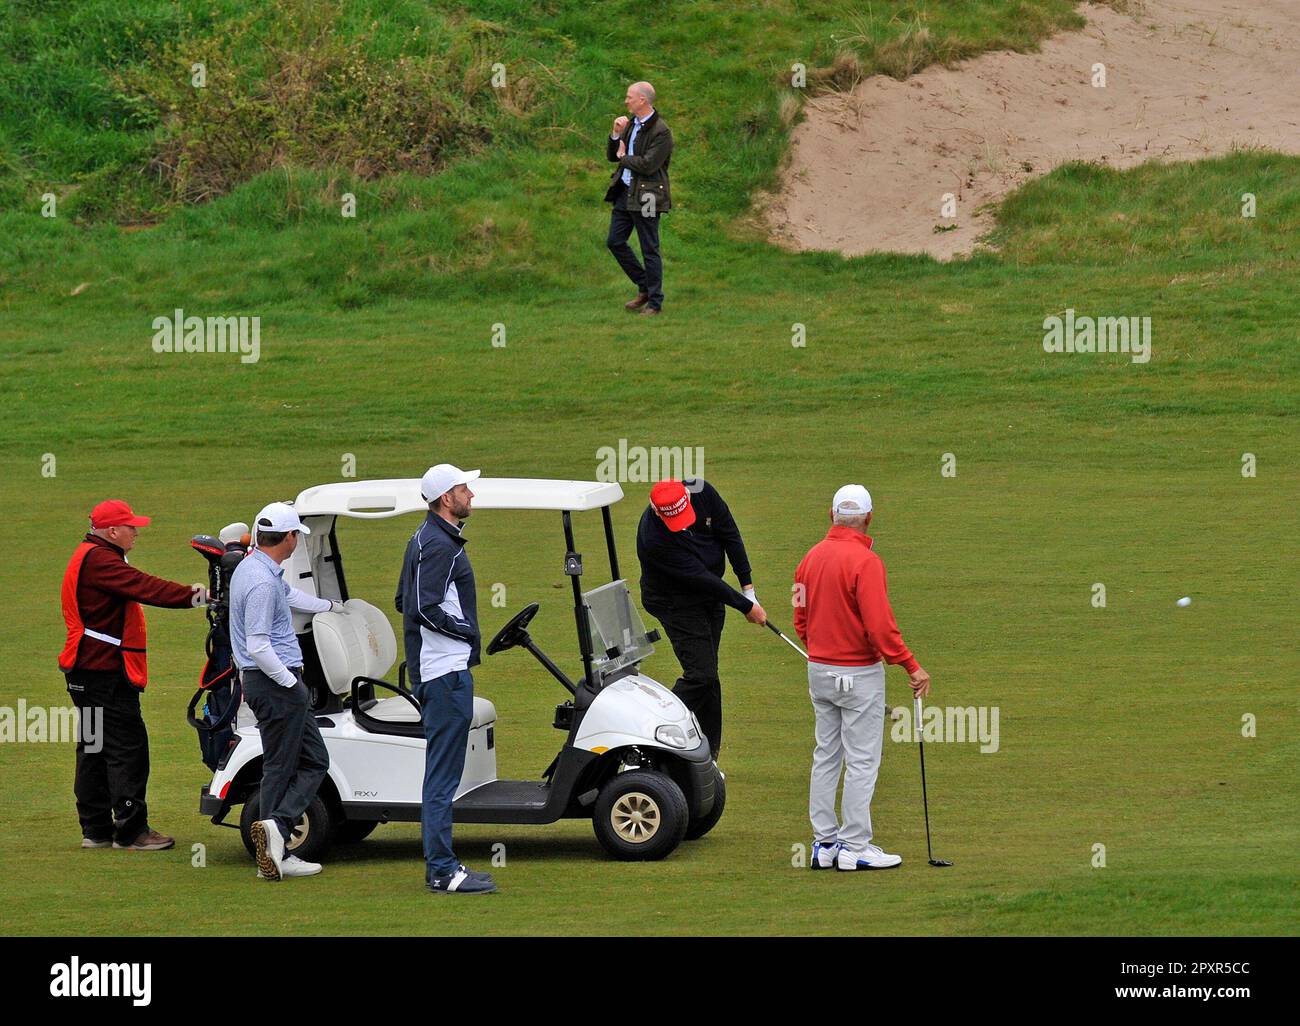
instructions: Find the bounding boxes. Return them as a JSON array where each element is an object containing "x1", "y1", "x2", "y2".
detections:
[
  {"x1": 362, "y1": 694, "x2": 496, "y2": 730},
  {"x1": 313, "y1": 599, "x2": 495, "y2": 734},
  {"x1": 313, "y1": 599, "x2": 397, "y2": 694}
]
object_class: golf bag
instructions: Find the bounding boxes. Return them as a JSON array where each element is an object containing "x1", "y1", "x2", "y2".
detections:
[{"x1": 187, "y1": 533, "x2": 248, "y2": 771}]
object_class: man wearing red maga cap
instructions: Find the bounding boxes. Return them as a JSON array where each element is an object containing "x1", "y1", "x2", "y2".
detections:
[
  {"x1": 636, "y1": 478, "x2": 767, "y2": 761},
  {"x1": 58, "y1": 500, "x2": 205, "y2": 851}
]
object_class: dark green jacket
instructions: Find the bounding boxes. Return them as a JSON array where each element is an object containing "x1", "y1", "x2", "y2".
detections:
[{"x1": 605, "y1": 110, "x2": 673, "y2": 213}]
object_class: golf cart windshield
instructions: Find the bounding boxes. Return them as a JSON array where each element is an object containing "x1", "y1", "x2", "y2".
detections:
[{"x1": 583, "y1": 580, "x2": 655, "y2": 683}]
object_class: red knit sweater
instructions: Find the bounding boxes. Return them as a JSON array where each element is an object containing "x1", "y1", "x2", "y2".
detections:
[{"x1": 793, "y1": 526, "x2": 919, "y2": 672}]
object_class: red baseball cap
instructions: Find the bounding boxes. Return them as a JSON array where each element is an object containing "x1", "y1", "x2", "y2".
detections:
[
  {"x1": 89, "y1": 500, "x2": 152, "y2": 529},
  {"x1": 650, "y1": 479, "x2": 696, "y2": 532}
]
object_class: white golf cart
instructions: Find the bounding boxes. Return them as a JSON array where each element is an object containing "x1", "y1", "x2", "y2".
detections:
[{"x1": 196, "y1": 477, "x2": 724, "y2": 862}]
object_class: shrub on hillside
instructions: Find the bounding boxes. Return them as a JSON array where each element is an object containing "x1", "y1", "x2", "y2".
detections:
[{"x1": 114, "y1": 0, "x2": 535, "y2": 207}]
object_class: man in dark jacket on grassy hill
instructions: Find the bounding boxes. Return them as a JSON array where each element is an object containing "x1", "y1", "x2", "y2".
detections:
[{"x1": 605, "y1": 80, "x2": 673, "y2": 315}]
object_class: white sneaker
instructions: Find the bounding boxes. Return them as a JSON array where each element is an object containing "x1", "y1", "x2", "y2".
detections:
[
  {"x1": 257, "y1": 855, "x2": 321, "y2": 878},
  {"x1": 811, "y1": 840, "x2": 839, "y2": 869},
  {"x1": 279, "y1": 855, "x2": 322, "y2": 878},
  {"x1": 251, "y1": 819, "x2": 285, "y2": 881},
  {"x1": 837, "y1": 843, "x2": 903, "y2": 870}
]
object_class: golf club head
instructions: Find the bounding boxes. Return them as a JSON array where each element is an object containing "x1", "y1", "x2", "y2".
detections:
[
  {"x1": 190, "y1": 534, "x2": 224, "y2": 562},
  {"x1": 928, "y1": 858, "x2": 954, "y2": 867},
  {"x1": 219, "y1": 521, "x2": 250, "y2": 546}
]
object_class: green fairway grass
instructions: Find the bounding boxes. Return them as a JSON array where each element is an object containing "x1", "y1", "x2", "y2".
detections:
[{"x1": 1, "y1": 1, "x2": 1296, "y2": 936}]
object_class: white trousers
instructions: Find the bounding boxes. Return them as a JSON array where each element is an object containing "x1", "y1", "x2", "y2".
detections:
[{"x1": 808, "y1": 660, "x2": 886, "y2": 851}]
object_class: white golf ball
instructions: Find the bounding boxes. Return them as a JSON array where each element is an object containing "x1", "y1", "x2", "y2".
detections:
[{"x1": 1177, "y1": 596, "x2": 1192, "y2": 607}]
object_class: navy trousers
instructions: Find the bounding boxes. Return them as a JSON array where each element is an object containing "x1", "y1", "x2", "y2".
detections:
[
  {"x1": 607, "y1": 182, "x2": 664, "y2": 309},
  {"x1": 412, "y1": 668, "x2": 474, "y2": 880},
  {"x1": 241, "y1": 667, "x2": 329, "y2": 844}
]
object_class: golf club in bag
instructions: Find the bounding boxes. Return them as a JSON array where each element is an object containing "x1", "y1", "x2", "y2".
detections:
[{"x1": 186, "y1": 524, "x2": 249, "y2": 770}]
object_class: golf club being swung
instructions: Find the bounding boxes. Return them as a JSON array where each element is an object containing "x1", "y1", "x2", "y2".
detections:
[{"x1": 914, "y1": 694, "x2": 953, "y2": 867}]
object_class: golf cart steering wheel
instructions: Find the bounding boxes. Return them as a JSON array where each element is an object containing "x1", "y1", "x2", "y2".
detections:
[{"x1": 487, "y1": 602, "x2": 539, "y2": 656}]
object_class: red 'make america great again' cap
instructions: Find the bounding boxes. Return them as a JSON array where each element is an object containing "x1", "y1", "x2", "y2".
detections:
[{"x1": 650, "y1": 479, "x2": 696, "y2": 532}]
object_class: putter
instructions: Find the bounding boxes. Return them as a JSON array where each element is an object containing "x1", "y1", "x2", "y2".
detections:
[
  {"x1": 768, "y1": 622, "x2": 896, "y2": 717},
  {"x1": 914, "y1": 695, "x2": 953, "y2": 867}
]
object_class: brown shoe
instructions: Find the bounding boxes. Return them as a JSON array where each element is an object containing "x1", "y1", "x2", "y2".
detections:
[
  {"x1": 640, "y1": 305, "x2": 661, "y2": 316},
  {"x1": 624, "y1": 293, "x2": 650, "y2": 311},
  {"x1": 113, "y1": 829, "x2": 175, "y2": 851},
  {"x1": 81, "y1": 836, "x2": 112, "y2": 849}
]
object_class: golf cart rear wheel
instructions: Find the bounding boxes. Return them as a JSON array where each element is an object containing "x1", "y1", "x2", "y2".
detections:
[
  {"x1": 593, "y1": 770, "x2": 688, "y2": 861},
  {"x1": 684, "y1": 766, "x2": 726, "y2": 841},
  {"x1": 239, "y1": 790, "x2": 334, "y2": 864}
]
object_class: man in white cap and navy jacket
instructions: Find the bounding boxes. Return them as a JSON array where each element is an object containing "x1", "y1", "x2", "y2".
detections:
[
  {"x1": 793, "y1": 484, "x2": 931, "y2": 871},
  {"x1": 395, "y1": 464, "x2": 496, "y2": 895},
  {"x1": 228, "y1": 501, "x2": 344, "y2": 881}
]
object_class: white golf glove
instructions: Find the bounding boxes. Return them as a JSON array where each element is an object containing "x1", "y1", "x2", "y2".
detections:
[
  {"x1": 833, "y1": 673, "x2": 855, "y2": 692},
  {"x1": 330, "y1": 600, "x2": 345, "y2": 613},
  {"x1": 742, "y1": 586, "x2": 757, "y2": 605}
]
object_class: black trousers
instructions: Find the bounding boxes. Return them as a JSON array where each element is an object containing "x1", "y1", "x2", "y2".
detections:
[
  {"x1": 644, "y1": 600, "x2": 726, "y2": 756},
  {"x1": 240, "y1": 667, "x2": 329, "y2": 844},
  {"x1": 65, "y1": 670, "x2": 150, "y2": 845},
  {"x1": 607, "y1": 182, "x2": 664, "y2": 309}
]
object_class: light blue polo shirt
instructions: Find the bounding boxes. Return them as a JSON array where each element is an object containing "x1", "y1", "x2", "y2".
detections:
[{"x1": 229, "y1": 548, "x2": 303, "y2": 673}]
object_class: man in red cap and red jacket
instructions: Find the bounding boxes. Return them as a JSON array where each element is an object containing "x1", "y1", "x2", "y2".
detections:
[
  {"x1": 636, "y1": 478, "x2": 767, "y2": 761},
  {"x1": 58, "y1": 500, "x2": 204, "y2": 850}
]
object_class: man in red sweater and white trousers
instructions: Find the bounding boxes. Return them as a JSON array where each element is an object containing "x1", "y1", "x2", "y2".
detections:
[{"x1": 794, "y1": 484, "x2": 930, "y2": 871}]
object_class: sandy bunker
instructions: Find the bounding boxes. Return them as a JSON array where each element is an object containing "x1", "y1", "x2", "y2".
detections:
[{"x1": 761, "y1": 0, "x2": 1300, "y2": 260}]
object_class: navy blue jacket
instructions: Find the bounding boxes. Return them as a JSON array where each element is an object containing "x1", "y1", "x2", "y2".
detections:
[{"x1": 395, "y1": 512, "x2": 480, "y2": 681}]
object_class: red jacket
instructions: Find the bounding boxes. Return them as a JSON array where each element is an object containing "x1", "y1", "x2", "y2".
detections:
[
  {"x1": 793, "y1": 526, "x2": 918, "y2": 672},
  {"x1": 59, "y1": 533, "x2": 195, "y2": 680}
]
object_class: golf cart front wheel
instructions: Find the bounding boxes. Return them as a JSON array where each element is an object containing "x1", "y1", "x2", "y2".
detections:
[
  {"x1": 684, "y1": 766, "x2": 726, "y2": 841},
  {"x1": 239, "y1": 790, "x2": 334, "y2": 864},
  {"x1": 593, "y1": 770, "x2": 688, "y2": 861}
]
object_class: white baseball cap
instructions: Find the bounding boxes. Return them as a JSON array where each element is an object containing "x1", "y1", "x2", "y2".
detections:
[
  {"x1": 254, "y1": 501, "x2": 311, "y2": 537},
  {"x1": 831, "y1": 484, "x2": 873, "y2": 516},
  {"x1": 421, "y1": 463, "x2": 481, "y2": 502}
]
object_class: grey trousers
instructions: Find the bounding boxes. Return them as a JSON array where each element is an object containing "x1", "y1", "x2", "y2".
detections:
[
  {"x1": 808, "y1": 660, "x2": 886, "y2": 851},
  {"x1": 240, "y1": 667, "x2": 329, "y2": 844}
]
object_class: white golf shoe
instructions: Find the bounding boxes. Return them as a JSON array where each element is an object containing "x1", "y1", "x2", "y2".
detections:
[
  {"x1": 837, "y1": 843, "x2": 903, "y2": 870},
  {"x1": 279, "y1": 855, "x2": 322, "y2": 878},
  {"x1": 811, "y1": 841, "x2": 839, "y2": 869},
  {"x1": 251, "y1": 819, "x2": 285, "y2": 881},
  {"x1": 257, "y1": 855, "x2": 321, "y2": 879}
]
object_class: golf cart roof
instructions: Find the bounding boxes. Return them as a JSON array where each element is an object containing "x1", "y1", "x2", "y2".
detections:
[{"x1": 293, "y1": 478, "x2": 625, "y2": 519}]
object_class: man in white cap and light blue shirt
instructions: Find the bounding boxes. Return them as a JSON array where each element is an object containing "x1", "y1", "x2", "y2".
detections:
[
  {"x1": 395, "y1": 464, "x2": 496, "y2": 895},
  {"x1": 793, "y1": 484, "x2": 931, "y2": 871},
  {"x1": 228, "y1": 501, "x2": 343, "y2": 881}
]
